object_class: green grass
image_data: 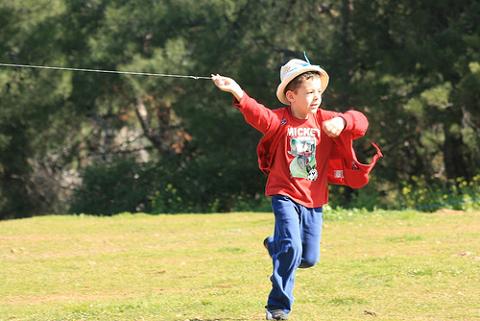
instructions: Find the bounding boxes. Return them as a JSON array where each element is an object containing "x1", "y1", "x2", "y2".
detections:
[{"x1": 0, "y1": 210, "x2": 479, "y2": 321}]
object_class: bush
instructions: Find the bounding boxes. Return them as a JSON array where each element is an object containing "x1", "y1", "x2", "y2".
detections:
[
  {"x1": 399, "y1": 175, "x2": 480, "y2": 211},
  {"x1": 70, "y1": 158, "x2": 154, "y2": 215},
  {"x1": 328, "y1": 178, "x2": 387, "y2": 211},
  {"x1": 148, "y1": 157, "x2": 266, "y2": 213},
  {"x1": 70, "y1": 155, "x2": 479, "y2": 215},
  {"x1": 328, "y1": 175, "x2": 480, "y2": 212},
  {"x1": 70, "y1": 155, "x2": 267, "y2": 215}
]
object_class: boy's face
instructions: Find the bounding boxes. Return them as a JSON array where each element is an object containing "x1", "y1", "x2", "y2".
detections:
[{"x1": 286, "y1": 77, "x2": 323, "y2": 118}]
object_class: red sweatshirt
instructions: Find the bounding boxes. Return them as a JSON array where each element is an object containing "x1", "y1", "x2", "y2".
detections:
[{"x1": 234, "y1": 92, "x2": 379, "y2": 208}]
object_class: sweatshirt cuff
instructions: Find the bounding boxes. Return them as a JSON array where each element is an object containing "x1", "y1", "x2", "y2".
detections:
[
  {"x1": 233, "y1": 91, "x2": 248, "y2": 108},
  {"x1": 340, "y1": 110, "x2": 369, "y2": 138}
]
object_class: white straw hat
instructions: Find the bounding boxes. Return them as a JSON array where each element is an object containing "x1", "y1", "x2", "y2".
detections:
[{"x1": 276, "y1": 57, "x2": 329, "y2": 105}]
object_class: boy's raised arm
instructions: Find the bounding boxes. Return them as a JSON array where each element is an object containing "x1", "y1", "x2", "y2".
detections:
[{"x1": 211, "y1": 74, "x2": 277, "y2": 134}]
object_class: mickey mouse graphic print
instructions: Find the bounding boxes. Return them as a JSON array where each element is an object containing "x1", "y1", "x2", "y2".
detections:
[{"x1": 287, "y1": 127, "x2": 321, "y2": 181}]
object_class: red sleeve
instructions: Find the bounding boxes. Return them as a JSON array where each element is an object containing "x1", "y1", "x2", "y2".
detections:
[
  {"x1": 340, "y1": 110, "x2": 368, "y2": 139},
  {"x1": 233, "y1": 92, "x2": 278, "y2": 134}
]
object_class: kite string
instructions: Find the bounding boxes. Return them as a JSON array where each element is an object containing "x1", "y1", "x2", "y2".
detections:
[{"x1": 0, "y1": 62, "x2": 212, "y2": 80}]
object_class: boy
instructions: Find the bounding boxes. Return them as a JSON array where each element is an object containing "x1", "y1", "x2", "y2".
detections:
[{"x1": 212, "y1": 57, "x2": 379, "y2": 320}]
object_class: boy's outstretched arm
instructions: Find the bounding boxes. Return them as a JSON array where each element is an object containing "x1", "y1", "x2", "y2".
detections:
[
  {"x1": 212, "y1": 74, "x2": 277, "y2": 135},
  {"x1": 211, "y1": 74, "x2": 244, "y2": 101}
]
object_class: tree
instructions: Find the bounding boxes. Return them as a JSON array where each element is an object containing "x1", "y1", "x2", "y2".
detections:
[{"x1": 1, "y1": 0, "x2": 478, "y2": 218}]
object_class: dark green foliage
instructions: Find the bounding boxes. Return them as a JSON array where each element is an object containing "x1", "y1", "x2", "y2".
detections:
[
  {"x1": 147, "y1": 153, "x2": 267, "y2": 213},
  {"x1": 70, "y1": 158, "x2": 153, "y2": 215},
  {"x1": 70, "y1": 154, "x2": 268, "y2": 215}
]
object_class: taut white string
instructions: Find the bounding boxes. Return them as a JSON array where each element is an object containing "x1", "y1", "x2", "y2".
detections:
[{"x1": 0, "y1": 62, "x2": 212, "y2": 80}]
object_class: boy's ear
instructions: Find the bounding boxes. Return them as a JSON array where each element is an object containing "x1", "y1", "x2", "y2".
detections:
[{"x1": 285, "y1": 90, "x2": 295, "y2": 103}]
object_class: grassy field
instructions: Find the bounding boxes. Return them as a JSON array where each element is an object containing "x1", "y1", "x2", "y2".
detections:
[{"x1": 0, "y1": 210, "x2": 479, "y2": 321}]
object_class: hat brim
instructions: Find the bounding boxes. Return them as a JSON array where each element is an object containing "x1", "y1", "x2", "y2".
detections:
[{"x1": 276, "y1": 65, "x2": 329, "y2": 105}]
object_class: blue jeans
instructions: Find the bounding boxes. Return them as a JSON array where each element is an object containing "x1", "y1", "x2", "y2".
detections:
[{"x1": 265, "y1": 195, "x2": 323, "y2": 314}]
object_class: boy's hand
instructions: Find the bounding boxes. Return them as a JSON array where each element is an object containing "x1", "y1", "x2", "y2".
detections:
[
  {"x1": 322, "y1": 117, "x2": 346, "y2": 138},
  {"x1": 211, "y1": 74, "x2": 244, "y2": 101}
]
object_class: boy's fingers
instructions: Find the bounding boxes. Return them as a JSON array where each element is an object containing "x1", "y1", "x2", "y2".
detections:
[
  {"x1": 212, "y1": 75, "x2": 224, "y2": 85},
  {"x1": 211, "y1": 74, "x2": 225, "y2": 85}
]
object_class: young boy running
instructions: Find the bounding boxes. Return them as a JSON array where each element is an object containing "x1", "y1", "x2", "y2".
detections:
[{"x1": 212, "y1": 56, "x2": 379, "y2": 320}]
